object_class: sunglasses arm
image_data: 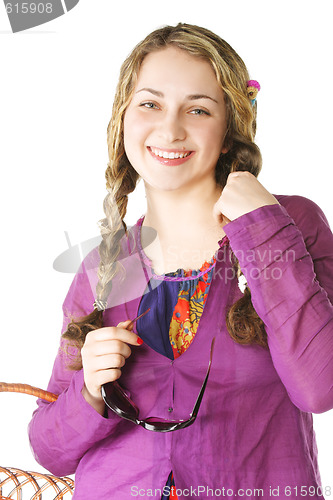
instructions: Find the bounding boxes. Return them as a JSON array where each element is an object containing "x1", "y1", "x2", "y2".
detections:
[{"x1": 189, "y1": 337, "x2": 215, "y2": 418}]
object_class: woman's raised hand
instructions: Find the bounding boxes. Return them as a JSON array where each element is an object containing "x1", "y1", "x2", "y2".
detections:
[
  {"x1": 213, "y1": 171, "x2": 280, "y2": 224},
  {"x1": 81, "y1": 321, "x2": 142, "y2": 415}
]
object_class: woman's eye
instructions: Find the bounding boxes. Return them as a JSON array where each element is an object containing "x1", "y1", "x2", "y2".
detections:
[
  {"x1": 190, "y1": 109, "x2": 210, "y2": 116},
  {"x1": 140, "y1": 102, "x2": 158, "y2": 109}
]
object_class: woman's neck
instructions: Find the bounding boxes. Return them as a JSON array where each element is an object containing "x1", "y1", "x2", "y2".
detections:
[
  {"x1": 141, "y1": 179, "x2": 226, "y2": 273},
  {"x1": 144, "y1": 177, "x2": 222, "y2": 232}
]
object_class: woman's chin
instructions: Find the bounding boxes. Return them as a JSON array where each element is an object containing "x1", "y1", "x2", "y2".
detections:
[{"x1": 143, "y1": 176, "x2": 190, "y2": 193}]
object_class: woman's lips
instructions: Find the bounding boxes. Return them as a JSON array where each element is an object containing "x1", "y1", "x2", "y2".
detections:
[{"x1": 147, "y1": 146, "x2": 195, "y2": 166}]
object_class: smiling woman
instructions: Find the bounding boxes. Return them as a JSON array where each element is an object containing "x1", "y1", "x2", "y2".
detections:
[{"x1": 27, "y1": 22, "x2": 333, "y2": 500}]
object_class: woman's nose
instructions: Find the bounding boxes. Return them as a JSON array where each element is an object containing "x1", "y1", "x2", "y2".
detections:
[{"x1": 157, "y1": 111, "x2": 186, "y2": 143}]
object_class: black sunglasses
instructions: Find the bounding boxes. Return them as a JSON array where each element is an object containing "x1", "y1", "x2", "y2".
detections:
[{"x1": 102, "y1": 332, "x2": 215, "y2": 432}]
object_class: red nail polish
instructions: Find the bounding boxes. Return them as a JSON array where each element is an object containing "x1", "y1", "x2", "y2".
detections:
[{"x1": 137, "y1": 337, "x2": 144, "y2": 345}]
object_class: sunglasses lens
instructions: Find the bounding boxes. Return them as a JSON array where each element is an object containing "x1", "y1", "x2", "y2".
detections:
[
  {"x1": 143, "y1": 416, "x2": 194, "y2": 432},
  {"x1": 102, "y1": 381, "x2": 139, "y2": 419}
]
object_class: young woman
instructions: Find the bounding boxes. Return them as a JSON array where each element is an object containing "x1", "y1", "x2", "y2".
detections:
[{"x1": 29, "y1": 23, "x2": 333, "y2": 499}]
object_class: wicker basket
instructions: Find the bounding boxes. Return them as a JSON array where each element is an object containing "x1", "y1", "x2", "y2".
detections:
[
  {"x1": 0, "y1": 466, "x2": 74, "y2": 499},
  {"x1": 0, "y1": 382, "x2": 74, "y2": 499}
]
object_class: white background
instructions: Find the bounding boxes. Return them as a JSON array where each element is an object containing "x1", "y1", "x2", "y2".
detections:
[{"x1": 0, "y1": 0, "x2": 332, "y2": 492}]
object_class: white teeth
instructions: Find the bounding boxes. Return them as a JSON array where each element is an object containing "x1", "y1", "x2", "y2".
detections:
[{"x1": 150, "y1": 147, "x2": 190, "y2": 159}]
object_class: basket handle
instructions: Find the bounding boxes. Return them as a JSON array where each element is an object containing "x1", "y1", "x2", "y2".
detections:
[{"x1": 0, "y1": 382, "x2": 58, "y2": 402}]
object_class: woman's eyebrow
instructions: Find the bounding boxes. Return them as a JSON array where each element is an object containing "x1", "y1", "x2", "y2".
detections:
[{"x1": 136, "y1": 87, "x2": 218, "y2": 103}]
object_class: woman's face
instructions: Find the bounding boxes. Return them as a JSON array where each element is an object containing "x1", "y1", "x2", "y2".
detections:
[{"x1": 123, "y1": 46, "x2": 229, "y2": 192}]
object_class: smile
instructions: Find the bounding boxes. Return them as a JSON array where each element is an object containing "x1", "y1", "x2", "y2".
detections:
[
  {"x1": 150, "y1": 146, "x2": 192, "y2": 159},
  {"x1": 148, "y1": 146, "x2": 195, "y2": 165}
]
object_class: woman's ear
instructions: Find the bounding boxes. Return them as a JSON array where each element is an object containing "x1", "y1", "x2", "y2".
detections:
[{"x1": 221, "y1": 134, "x2": 231, "y2": 154}]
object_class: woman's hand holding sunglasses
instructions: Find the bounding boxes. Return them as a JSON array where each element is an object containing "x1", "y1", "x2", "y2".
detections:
[{"x1": 81, "y1": 320, "x2": 144, "y2": 416}]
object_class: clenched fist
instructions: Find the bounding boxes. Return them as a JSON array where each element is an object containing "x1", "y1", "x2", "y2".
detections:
[{"x1": 213, "y1": 171, "x2": 279, "y2": 224}]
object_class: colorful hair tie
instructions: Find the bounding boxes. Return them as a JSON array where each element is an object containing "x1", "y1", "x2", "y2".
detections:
[{"x1": 247, "y1": 80, "x2": 261, "y2": 106}]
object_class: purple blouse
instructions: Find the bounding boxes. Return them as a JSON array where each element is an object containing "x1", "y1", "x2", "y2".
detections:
[
  {"x1": 28, "y1": 195, "x2": 333, "y2": 499},
  {"x1": 135, "y1": 221, "x2": 218, "y2": 499}
]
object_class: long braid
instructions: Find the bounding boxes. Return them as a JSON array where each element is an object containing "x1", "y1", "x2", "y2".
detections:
[
  {"x1": 214, "y1": 98, "x2": 267, "y2": 347},
  {"x1": 96, "y1": 161, "x2": 138, "y2": 307},
  {"x1": 62, "y1": 156, "x2": 139, "y2": 368},
  {"x1": 96, "y1": 188, "x2": 127, "y2": 307},
  {"x1": 94, "y1": 108, "x2": 139, "y2": 308}
]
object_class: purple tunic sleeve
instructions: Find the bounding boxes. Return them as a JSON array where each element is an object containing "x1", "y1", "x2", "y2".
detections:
[
  {"x1": 223, "y1": 195, "x2": 333, "y2": 414},
  {"x1": 28, "y1": 250, "x2": 121, "y2": 477}
]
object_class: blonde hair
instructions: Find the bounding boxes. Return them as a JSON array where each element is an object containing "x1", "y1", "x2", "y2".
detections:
[{"x1": 62, "y1": 23, "x2": 267, "y2": 367}]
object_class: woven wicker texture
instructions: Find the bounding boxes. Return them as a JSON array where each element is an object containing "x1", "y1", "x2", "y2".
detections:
[
  {"x1": 1, "y1": 383, "x2": 74, "y2": 498},
  {"x1": 0, "y1": 467, "x2": 74, "y2": 499}
]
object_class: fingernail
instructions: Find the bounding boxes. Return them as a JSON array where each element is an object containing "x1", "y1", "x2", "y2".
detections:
[{"x1": 137, "y1": 337, "x2": 144, "y2": 345}]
